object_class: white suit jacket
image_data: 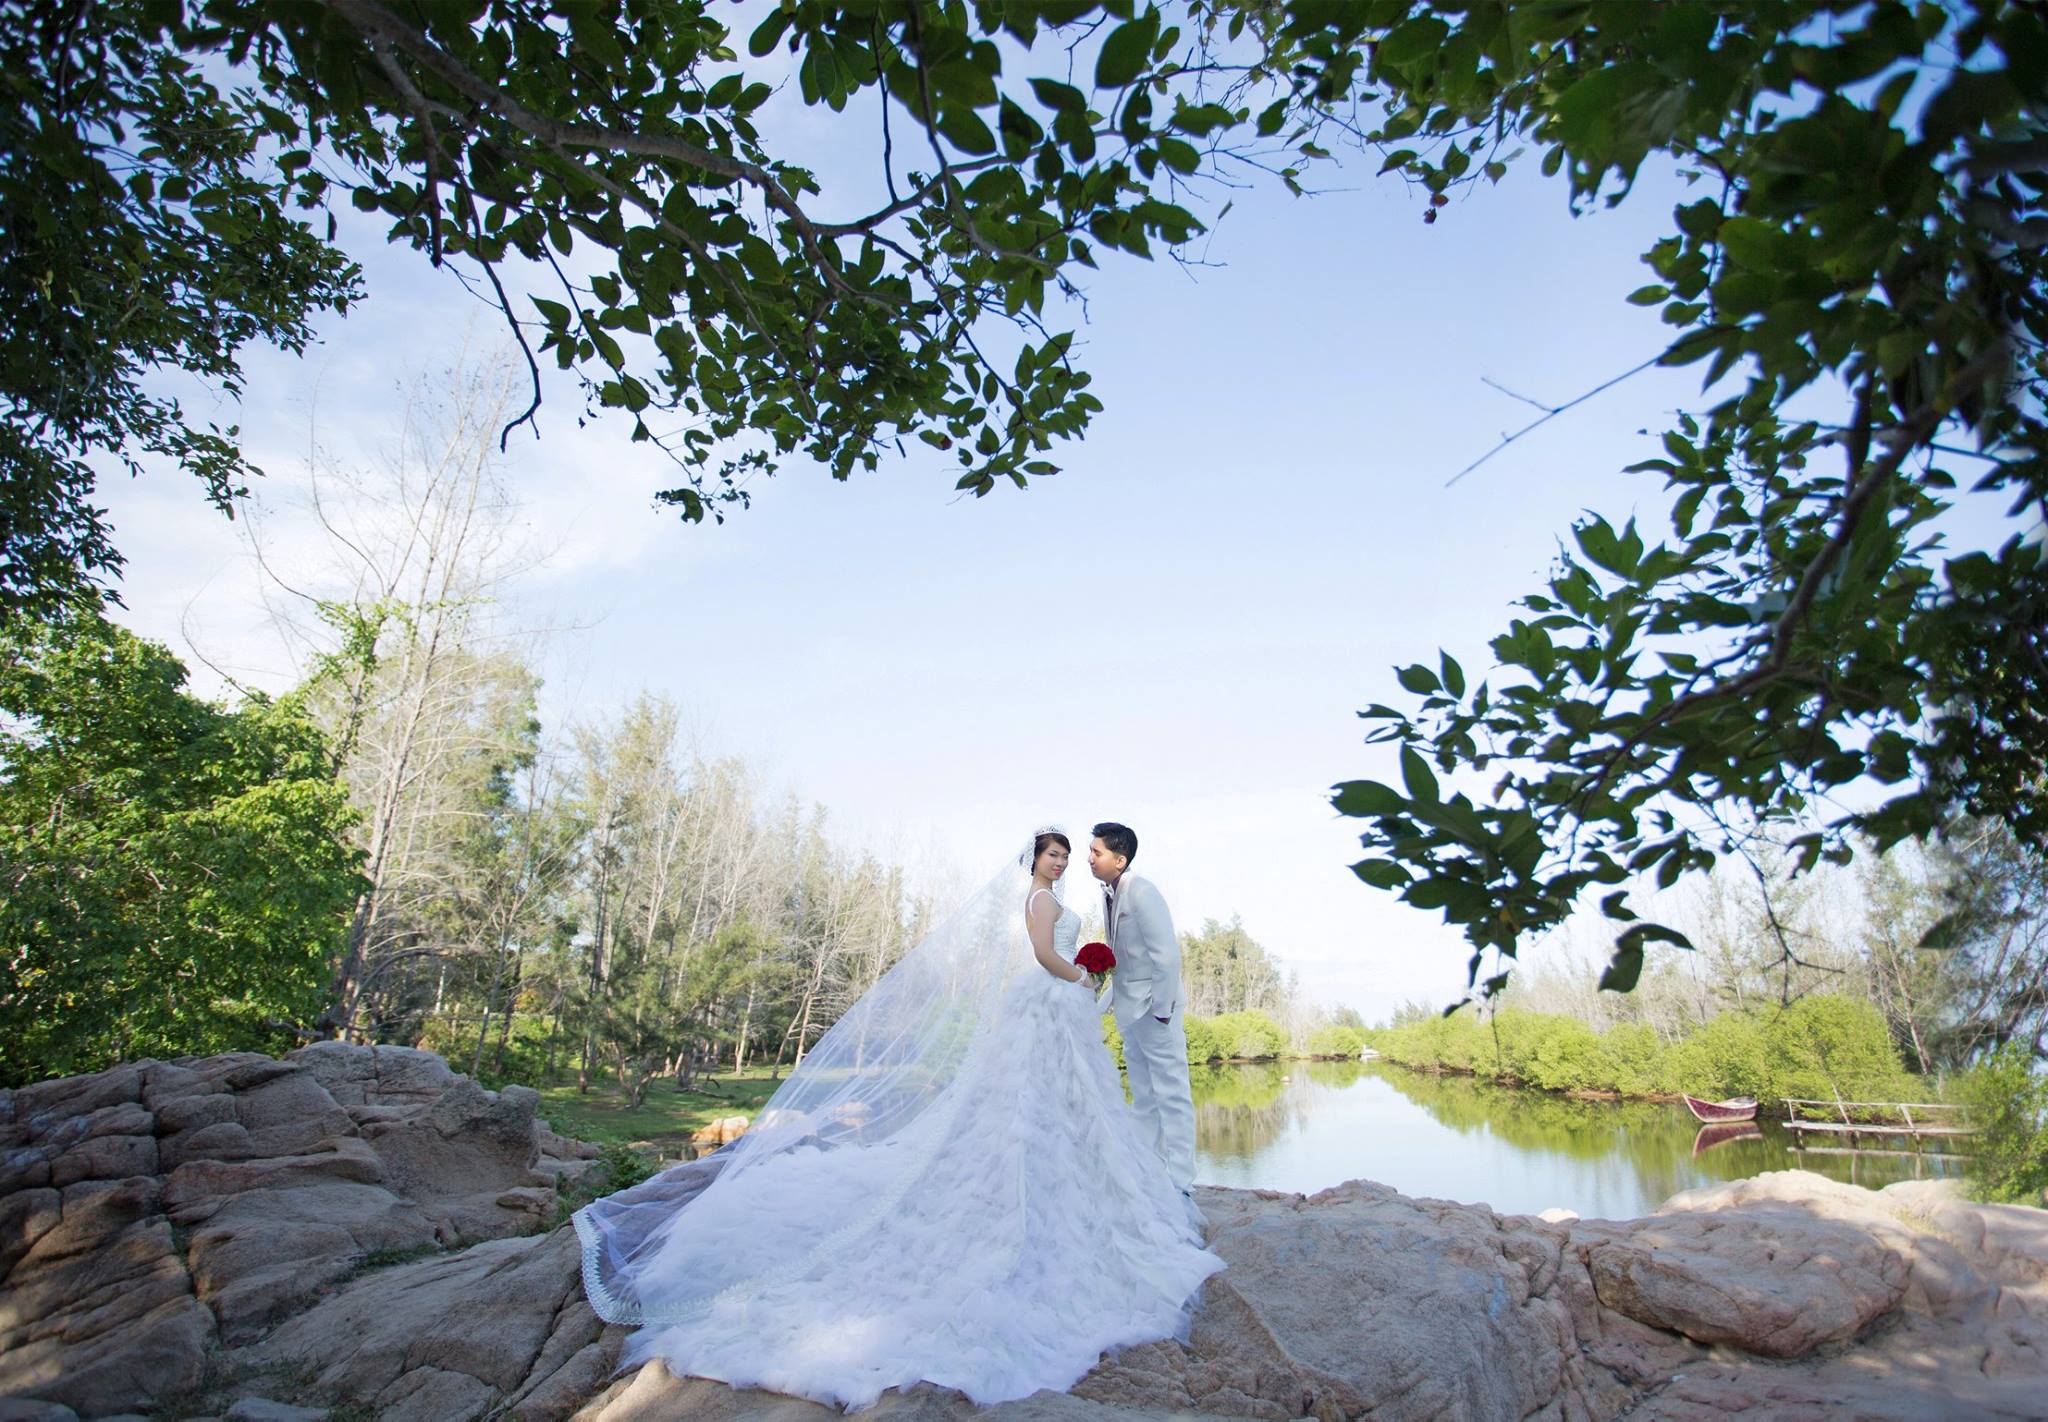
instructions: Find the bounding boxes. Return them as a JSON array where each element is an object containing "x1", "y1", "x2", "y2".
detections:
[{"x1": 1097, "y1": 872, "x2": 1181, "y2": 1026}]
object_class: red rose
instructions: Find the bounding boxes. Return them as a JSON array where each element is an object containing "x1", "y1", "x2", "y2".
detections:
[{"x1": 1076, "y1": 942, "x2": 1115, "y2": 975}]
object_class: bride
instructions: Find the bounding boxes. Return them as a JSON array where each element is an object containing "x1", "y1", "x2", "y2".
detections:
[{"x1": 572, "y1": 826, "x2": 1223, "y2": 1410}]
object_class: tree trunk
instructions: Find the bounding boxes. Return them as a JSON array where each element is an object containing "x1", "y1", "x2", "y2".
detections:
[
  {"x1": 792, "y1": 984, "x2": 818, "y2": 1070},
  {"x1": 544, "y1": 982, "x2": 567, "y2": 1081},
  {"x1": 733, "y1": 979, "x2": 757, "y2": 1075},
  {"x1": 491, "y1": 947, "x2": 522, "y2": 1076}
]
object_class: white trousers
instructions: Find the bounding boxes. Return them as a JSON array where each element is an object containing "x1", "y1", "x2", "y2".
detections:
[{"x1": 1122, "y1": 1010, "x2": 1196, "y2": 1192}]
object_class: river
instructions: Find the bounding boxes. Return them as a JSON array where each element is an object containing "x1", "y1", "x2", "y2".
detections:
[{"x1": 1189, "y1": 1059, "x2": 1965, "y2": 1220}]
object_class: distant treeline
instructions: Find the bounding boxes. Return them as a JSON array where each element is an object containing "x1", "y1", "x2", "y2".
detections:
[
  {"x1": 1367, "y1": 994, "x2": 1921, "y2": 1107},
  {"x1": 1099, "y1": 1009, "x2": 1367, "y2": 1070},
  {"x1": 0, "y1": 595, "x2": 1351, "y2": 1092}
]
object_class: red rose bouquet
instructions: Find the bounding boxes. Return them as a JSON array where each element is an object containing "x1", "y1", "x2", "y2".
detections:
[{"x1": 1076, "y1": 941, "x2": 1115, "y2": 989}]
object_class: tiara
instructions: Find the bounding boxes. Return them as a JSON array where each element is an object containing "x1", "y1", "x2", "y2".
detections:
[{"x1": 1019, "y1": 823, "x2": 1067, "y2": 866}]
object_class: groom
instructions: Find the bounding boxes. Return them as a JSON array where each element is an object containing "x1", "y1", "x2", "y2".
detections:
[{"x1": 1089, "y1": 822, "x2": 1195, "y2": 1195}]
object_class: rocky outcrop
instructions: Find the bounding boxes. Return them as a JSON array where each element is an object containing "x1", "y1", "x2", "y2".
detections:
[
  {"x1": 252, "y1": 1228, "x2": 615, "y2": 1422},
  {"x1": 0, "y1": 1046, "x2": 577, "y2": 1417},
  {"x1": 3, "y1": 1050, "x2": 2044, "y2": 1421}
]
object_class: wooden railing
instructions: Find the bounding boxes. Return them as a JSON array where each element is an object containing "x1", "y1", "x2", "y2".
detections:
[{"x1": 1779, "y1": 1098, "x2": 1975, "y2": 1142}]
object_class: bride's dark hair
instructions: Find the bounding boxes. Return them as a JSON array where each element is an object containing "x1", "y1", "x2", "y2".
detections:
[{"x1": 1032, "y1": 829, "x2": 1071, "y2": 864}]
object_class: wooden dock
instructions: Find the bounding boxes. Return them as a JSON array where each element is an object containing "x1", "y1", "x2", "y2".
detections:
[{"x1": 1779, "y1": 1098, "x2": 1975, "y2": 1149}]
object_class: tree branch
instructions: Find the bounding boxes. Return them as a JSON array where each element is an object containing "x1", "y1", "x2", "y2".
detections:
[
  {"x1": 1447, "y1": 354, "x2": 1665, "y2": 487},
  {"x1": 317, "y1": 0, "x2": 871, "y2": 302},
  {"x1": 1572, "y1": 338, "x2": 2013, "y2": 805}
]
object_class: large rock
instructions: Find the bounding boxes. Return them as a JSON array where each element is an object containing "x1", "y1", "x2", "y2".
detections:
[
  {"x1": 287, "y1": 1041, "x2": 459, "y2": 1107},
  {"x1": 357, "y1": 1076, "x2": 550, "y2": 1246},
  {"x1": 7, "y1": 1065, "x2": 144, "y2": 1135},
  {"x1": 0, "y1": 1046, "x2": 558, "y2": 1414},
  {"x1": 1606, "y1": 1172, "x2": 2048, "y2": 1420},
  {"x1": 0, "y1": 1177, "x2": 210, "y2": 1416},
  {"x1": 181, "y1": 1176, "x2": 440, "y2": 1342},
  {"x1": 251, "y1": 1228, "x2": 618, "y2": 1422},
  {"x1": 1577, "y1": 1208, "x2": 1908, "y2": 1357},
  {"x1": 1067, "y1": 1182, "x2": 1587, "y2": 1420}
]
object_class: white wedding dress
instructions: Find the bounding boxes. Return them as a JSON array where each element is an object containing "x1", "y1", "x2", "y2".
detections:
[{"x1": 574, "y1": 878, "x2": 1223, "y2": 1411}]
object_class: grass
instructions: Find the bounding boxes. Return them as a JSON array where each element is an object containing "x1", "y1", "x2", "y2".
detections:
[
  {"x1": 146, "y1": 1348, "x2": 251, "y2": 1420},
  {"x1": 535, "y1": 1064, "x2": 785, "y2": 1162},
  {"x1": 343, "y1": 1242, "x2": 445, "y2": 1280}
]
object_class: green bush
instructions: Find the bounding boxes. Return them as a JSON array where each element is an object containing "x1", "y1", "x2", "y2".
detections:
[
  {"x1": 1765, "y1": 995, "x2": 1914, "y2": 1106},
  {"x1": 1601, "y1": 1023, "x2": 1665, "y2": 1097},
  {"x1": 597, "y1": 1139, "x2": 656, "y2": 1194},
  {"x1": 1097, "y1": 1008, "x2": 1296, "y2": 1069},
  {"x1": 1366, "y1": 995, "x2": 1929, "y2": 1110},
  {"x1": 1306, "y1": 1024, "x2": 1366, "y2": 1057},
  {"x1": 1665, "y1": 1014, "x2": 1774, "y2": 1102},
  {"x1": 1103, "y1": 1011, "x2": 1287, "y2": 1069},
  {"x1": 1959, "y1": 1043, "x2": 2048, "y2": 1206},
  {"x1": 1206, "y1": 1010, "x2": 1288, "y2": 1060},
  {"x1": 0, "y1": 608, "x2": 364, "y2": 1084},
  {"x1": 1101, "y1": 1014, "x2": 1124, "y2": 1070},
  {"x1": 1375, "y1": 1009, "x2": 1492, "y2": 1074},
  {"x1": 1508, "y1": 1013, "x2": 1605, "y2": 1093}
]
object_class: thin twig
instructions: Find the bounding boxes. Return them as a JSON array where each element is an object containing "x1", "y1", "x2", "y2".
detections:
[
  {"x1": 1448, "y1": 355, "x2": 1664, "y2": 486},
  {"x1": 1479, "y1": 375, "x2": 1558, "y2": 415}
]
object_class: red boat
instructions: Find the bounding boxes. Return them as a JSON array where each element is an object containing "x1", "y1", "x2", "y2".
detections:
[{"x1": 1682, "y1": 1093, "x2": 1759, "y2": 1123}]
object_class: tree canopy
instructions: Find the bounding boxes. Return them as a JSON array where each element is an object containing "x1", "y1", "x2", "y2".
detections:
[
  {"x1": 4, "y1": 0, "x2": 2042, "y2": 999},
  {"x1": 1317, "y1": 1, "x2": 2046, "y2": 996},
  {"x1": 0, "y1": 604, "x2": 364, "y2": 1083}
]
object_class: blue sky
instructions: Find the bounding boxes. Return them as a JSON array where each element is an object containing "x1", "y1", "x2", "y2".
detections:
[{"x1": 100, "y1": 41, "x2": 1776, "y2": 1025}]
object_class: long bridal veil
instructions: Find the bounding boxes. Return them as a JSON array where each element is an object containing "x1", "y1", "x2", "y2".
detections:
[{"x1": 573, "y1": 844, "x2": 1062, "y2": 1327}]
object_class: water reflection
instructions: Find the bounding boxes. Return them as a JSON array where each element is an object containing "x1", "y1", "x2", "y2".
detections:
[
  {"x1": 1692, "y1": 1122, "x2": 1763, "y2": 1156},
  {"x1": 1190, "y1": 1062, "x2": 1297, "y2": 1161},
  {"x1": 1190, "y1": 1061, "x2": 1964, "y2": 1220}
]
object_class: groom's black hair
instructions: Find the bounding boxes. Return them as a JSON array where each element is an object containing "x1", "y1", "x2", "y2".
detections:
[{"x1": 1092, "y1": 822, "x2": 1138, "y2": 865}]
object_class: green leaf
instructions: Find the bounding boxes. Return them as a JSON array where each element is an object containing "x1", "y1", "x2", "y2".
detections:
[
  {"x1": 1400, "y1": 745, "x2": 1439, "y2": 804},
  {"x1": 1396, "y1": 663, "x2": 1440, "y2": 695},
  {"x1": 1598, "y1": 945, "x2": 1644, "y2": 993},
  {"x1": 747, "y1": 12, "x2": 791, "y2": 57},
  {"x1": 1352, "y1": 858, "x2": 1411, "y2": 890},
  {"x1": 935, "y1": 105, "x2": 998, "y2": 156},
  {"x1": 999, "y1": 97, "x2": 1044, "y2": 154},
  {"x1": 1376, "y1": 16, "x2": 1450, "y2": 71},
  {"x1": 1030, "y1": 78, "x2": 1087, "y2": 113},
  {"x1": 1333, "y1": 779, "x2": 1408, "y2": 817},
  {"x1": 1095, "y1": 11, "x2": 1159, "y2": 89},
  {"x1": 1717, "y1": 216, "x2": 1799, "y2": 272},
  {"x1": 1917, "y1": 913, "x2": 1964, "y2": 950},
  {"x1": 1617, "y1": 921, "x2": 1694, "y2": 958},
  {"x1": 1156, "y1": 137, "x2": 1200, "y2": 173}
]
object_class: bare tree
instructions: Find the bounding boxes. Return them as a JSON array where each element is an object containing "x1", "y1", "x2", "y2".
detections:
[{"x1": 245, "y1": 350, "x2": 548, "y2": 1041}]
